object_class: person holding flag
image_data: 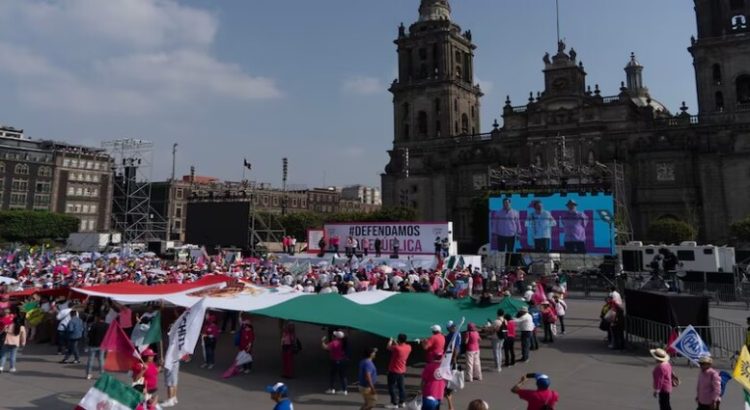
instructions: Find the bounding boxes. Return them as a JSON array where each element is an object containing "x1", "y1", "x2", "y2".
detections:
[
  {"x1": 733, "y1": 345, "x2": 750, "y2": 410},
  {"x1": 85, "y1": 314, "x2": 108, "y2": 380}
]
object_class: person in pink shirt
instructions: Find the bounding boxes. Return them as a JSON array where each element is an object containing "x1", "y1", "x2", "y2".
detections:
[
  {"x1": 464, "y1": 323, "x2": 482, "y2": 382},
  {"x1": 386, "y1": 333, "x2": 412, "y2": 408},
  {"x1": 650, "y1": 348, "x2": 678, "y2": 410},
  {"x1": 503, "y1": 313, "x2": 517, "y2": 366},
  {"x1": 420, "y1": 325, "x2": 445, "y2": 362},
  {"x1": 696, "y1": 355, "x2": 720, "y2": 410},
  {"x1": 421, "y1": 354, "x2": 446, "y2": 410},
  {"x1": 201, "y1": 314, "x2": 220, "y2": 369},
  {"x1": 236, "y1": 318, "x2": 255, "y2": 374},
  {"x1": 322, "y1": 330, "x2": 349, "y2": 395}
]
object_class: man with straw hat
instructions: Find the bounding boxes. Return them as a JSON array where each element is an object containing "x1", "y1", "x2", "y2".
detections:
[{"x1": 650, "y1": 348, "x2": 678, "y2": 410}]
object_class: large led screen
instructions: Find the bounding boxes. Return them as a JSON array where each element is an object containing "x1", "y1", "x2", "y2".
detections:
[{"x1": 488, "y1": 193, "x2": 615, "y2": 255}]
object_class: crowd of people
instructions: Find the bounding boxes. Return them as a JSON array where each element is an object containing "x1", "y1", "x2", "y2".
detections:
[{"x1": 4, "y1": 246, "x2": 724, "y2": 410}]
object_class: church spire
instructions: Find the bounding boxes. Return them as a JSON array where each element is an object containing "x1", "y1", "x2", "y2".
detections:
[{"x1": 419, "y1": 0, "x2": 451, "y2": 22}]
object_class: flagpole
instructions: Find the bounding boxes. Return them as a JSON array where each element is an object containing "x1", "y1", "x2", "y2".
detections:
[
  {"x1": 556, "y1": 0, "x2": 561, "y2": 44},
  {"x1": 158, "y1": 300, "x2": 165, "y2": 364}
]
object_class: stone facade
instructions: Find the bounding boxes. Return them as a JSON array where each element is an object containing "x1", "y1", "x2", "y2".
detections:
[{"x1": 382, "y1": 0, "x2": 750, "y2": 250}]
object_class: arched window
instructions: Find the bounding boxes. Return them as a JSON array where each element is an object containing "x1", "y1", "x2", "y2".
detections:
[
  {"x1": 715, "y1": 91, "x2": 725, "y2": 111},
  {"x1": 461, "y1": 114, "x2": 469, "y2": 134},
  {"x1": 14, "y1": 164, "x2": 28, "y2": 175},
  {"x1": 587, "y1": 150, "x2": 596, "y2": 165},
  {"x1": 534, "y1": 154, "x2": 543, "y2": 167},
  {"x1": 0, "y1": 162, "x2": 5, "y2": 173},
  {"x1": 455, "y1": 65, "x2": 462, "y2": 79},
  {"x1": 454, "y1": 121, "x2": 459, "y2": 134},
  {"x1": 712, "y1": 64, "x2": 722, "y2": 84},
  {"x1": 732, "y1": 15, "x2": 748, "y2": 30},
  {"x1": 38, "y1": 166, "x2": 51, "y2": 177},
  {"x1": 417, "y1": 111, "x2": 428, "y2": 135},
  {"x1": 737, "y1": 75, "x2": 750, "y2": 103}
]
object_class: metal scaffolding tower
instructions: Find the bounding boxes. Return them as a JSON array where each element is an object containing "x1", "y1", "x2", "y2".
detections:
[{"x1": 103, "y1": 138, "x2": 167, "y2": 243}]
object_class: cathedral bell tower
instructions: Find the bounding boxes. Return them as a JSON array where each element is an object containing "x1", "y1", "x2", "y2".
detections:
[
  {"x1": 389, "y1": 0, "x2": 483, "y2": 143},
  {"x1": 690, "y1": 0, "x2": 750, "y2": 115},
  {"x1": 382, "y1": 0, "x2": 483, "y2": 221}
]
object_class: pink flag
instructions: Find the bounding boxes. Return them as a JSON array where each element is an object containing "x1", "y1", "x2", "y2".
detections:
[
  {"x1": 531, "y1": 282, "x2": 548, "y2": 306},
  {"x1": 100, "y1": 320, "x2": 140, "y2": 372}
]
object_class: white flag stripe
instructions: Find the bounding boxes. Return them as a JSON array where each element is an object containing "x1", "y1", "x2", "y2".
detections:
[{"x1": 78, "y1": 388, "x2": 132, "y2": 410}]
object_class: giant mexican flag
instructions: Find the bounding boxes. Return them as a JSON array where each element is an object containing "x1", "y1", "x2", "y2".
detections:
[
  {"x1": 76, "y1": 373, "x2": 143, "y2": 410},
  {"x1": 76, "y1": 280, "x2": 527, "y2": 341}
]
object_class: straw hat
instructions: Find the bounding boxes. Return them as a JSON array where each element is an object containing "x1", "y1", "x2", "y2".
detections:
[
  {"x1": 649, "y1": 348, "x2": 670, "y2": 362},
  {"x1": 698, "y1": 355, "x2": 713, "y2": 365}
]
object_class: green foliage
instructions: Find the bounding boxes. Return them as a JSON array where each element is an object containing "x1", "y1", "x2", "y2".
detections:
[
  {"x1": 276, "y1": 207, "x2": 418, "y2": 240},
  {"x1": 730, "y1": 217, "x2": 750, "y2": 243},
  {"x1": 646, "y1": 219, "x2": 697, "y2": 245},
  {"x1": 0, "y1": 211, "x2": 80, "y2": 243}
]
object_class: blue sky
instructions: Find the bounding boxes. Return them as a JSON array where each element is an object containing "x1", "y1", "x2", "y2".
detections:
[{"x1": 0, "y1": 0, "x2": 696, "y2": 188}]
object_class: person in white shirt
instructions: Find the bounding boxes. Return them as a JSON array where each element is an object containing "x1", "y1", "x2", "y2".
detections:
[
  {"x1": 553, "y1": 295, "x2": 568, "y2": 335},
  {"x1": 609, "y1": 287, "x2": 623, "y2": 307},
  {"x1": 523, "y1": 286, "x2": 534, "y2": 302},
  {"x1": 515, "y1": 307, "x2": 534, "y2": 363},
  {"x1": 56, "y1": 305, "x2": 73, "y2": 355}
]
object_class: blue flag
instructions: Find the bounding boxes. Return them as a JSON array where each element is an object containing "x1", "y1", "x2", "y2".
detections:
[
  {"x1": 670, "y1": 325, "x2": 711, "y2": 365},
  {"x1": 719, "y1": 370, "x2": 732, "y2": 397}
]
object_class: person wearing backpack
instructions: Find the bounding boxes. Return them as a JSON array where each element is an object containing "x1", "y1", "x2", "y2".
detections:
[
  {"x1": 511, "y1": 373, "x2": 559, "y2": 410},
  {"x1": 487, "y1": 309, "x2": 506, "y2": 373}
]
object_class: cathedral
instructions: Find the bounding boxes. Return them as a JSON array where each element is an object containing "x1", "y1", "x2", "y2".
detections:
[{"x1": 382, "y1": 0, "x2": 750, "y2": 251}]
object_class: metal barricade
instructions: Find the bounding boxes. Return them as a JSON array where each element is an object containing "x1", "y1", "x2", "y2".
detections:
[{"x1": 625, "y1": 316, "x2": 745, "y2": 359}]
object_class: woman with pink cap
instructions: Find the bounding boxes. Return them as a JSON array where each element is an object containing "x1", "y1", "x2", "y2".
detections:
[
  {"x1": 201, "y1": 313, "x2": 220, "y2": 369},
  {"x1": 465, "y1": 323, "x2": 482, "y2": 382}
]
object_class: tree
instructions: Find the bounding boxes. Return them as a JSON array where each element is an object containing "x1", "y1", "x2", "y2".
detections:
[
  {"x1": 0, "y1": 211, "x2": 80, "y2": 243},
  {"x1": 646, "y1": 219, "x2": 697, "y2": 245},
  {"x1": 730, "y1": 217, "x2": 750, "y2": 243}
]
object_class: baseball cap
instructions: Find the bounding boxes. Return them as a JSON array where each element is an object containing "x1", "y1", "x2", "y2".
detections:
[
  {"x1": 535, "y1": 374, "x2": 551, "y2": 389},
  {"x1": 265, "y1": 382, "x2": 288, "y2": 395},
  {"x1": 446, "y1": 321, "x2": 455, "y2": 329},
  {"x1": 430, "y1": 324, "x2": 442, "y2": 333}
]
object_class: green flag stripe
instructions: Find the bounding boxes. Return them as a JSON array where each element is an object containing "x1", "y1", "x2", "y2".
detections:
[
  {"x1": 141, "y1": 313, "x2": 162, "y2": 346},
  {"x1": 94, "y1": 373, "x2": 143, "y2": 408}
]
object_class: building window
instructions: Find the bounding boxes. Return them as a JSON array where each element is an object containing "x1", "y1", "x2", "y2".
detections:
[
  {"x1": 715, "y1": 91, "x2": 725, "y2": 111},
  {"x1": 461, "y1": 114, "x2": 469, "y2": 134},
  {"x1": 33, "y1": 194, "x2": 50, "y2": 209},
  {"x1": 35, "y1": 181, "x2": 51, "y2": 193},
  {"x1": 0, "y1": 162, "x2": 4, "y2": 173},
  {"x1": 90, "y1": 204, "x2": 97, "y2": 213},
  {"x1": 656, "y1": 162, "x2": 676, "y2": 182},
  {"x1": 471, "y1": 105, "x2": 475, "y2": 118},
  {"x1": 63, "y1": 159, "x2": 71, "y2": 167},
  {"x1": 76, "y1": 187, "x2": 83, "y2": 196},
  {"x1": 434, "y1": 98, "x2": 441, "y2": 113},
  {"x1": 66, "y1": 203, "x2": 74, "y2": 213},
  {"x1": 67, "y1": 186, "x2": 75, "y2": 195},
  {"x1": 176, "y1": 188, "x2": 184, "y2": 199},
  {"x1": 14, "y1": 164, "x2": 28, "y2": 175},
  {"x1": 175, "y1": 207, "x2": 182, "y2": 218},
  {"x1": 82, "y1": 204, "x2": 90, "y2": 214},
  {"x1": 403, "y1": 123, "x2": 410, "y2": 140},
  {"x1": 737, "y1": 75, "x2": 750, "y2": 103},
  {"x1": 11, "y1": 179, "x2": 28, "y2": 191},
  {"x1": 712, "y1": 64, "x2": 722, "y2": 84},
  {"x1": 454, "y1": 98, "x2": 458, "y2": 112},
  {"x1": 417, "y1": 111, "x2": 428, "y2": 135},
  {"x1": 9, "y1": 193, "x2": 26, "y2": 208},
  {"x1": 38, "y1": 166, "x2": 52, "y2": 177},
  {"x1": 88, "y1": 220, "x2": 96, "y2": 231},
  {"x1": 436, "y1": 120, "x2": 442, "y2": 135}
]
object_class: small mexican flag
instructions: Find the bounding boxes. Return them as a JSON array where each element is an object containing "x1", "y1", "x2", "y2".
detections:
[{"x1": 75, "y1": 373, "x2": 143, "y2": 410}]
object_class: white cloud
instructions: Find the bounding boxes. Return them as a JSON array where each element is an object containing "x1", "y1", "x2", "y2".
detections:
[
  {"x1": 0, "y1": 0, "x2": 281, "y2": 116},
  {"x1": 342, "y1": 76, "x2": 385, "y2": 96}
]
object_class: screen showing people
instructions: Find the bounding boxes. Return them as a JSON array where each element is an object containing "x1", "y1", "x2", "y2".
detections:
[{"x1": 488, "y1": 193, "x2": 615, "y2": 255}]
